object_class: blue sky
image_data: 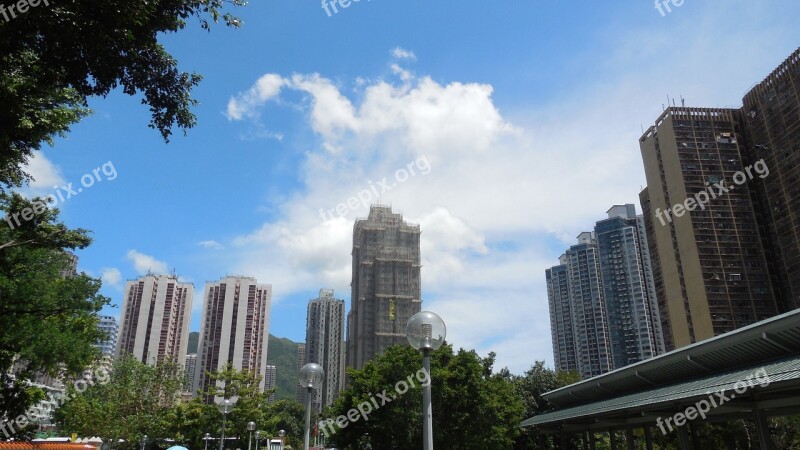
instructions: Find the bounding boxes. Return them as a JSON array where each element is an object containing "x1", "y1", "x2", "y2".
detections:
[{"x1": 21, "y1": 0, "x2": 800, "y2": 374}]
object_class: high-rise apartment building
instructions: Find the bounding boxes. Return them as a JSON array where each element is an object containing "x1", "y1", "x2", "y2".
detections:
[
  {"x1": 639, "y1": 107, "x2": 778, "y2": 351},
  {"x1": 565, "y1": 232, "x2": 612, "y2": 379},
  {"x1": 185, "y1": 353, "x2": 197, "y2": 393},
  {"x1": 547, "y1": 205, "x2": 665, "y2": 380},
  {"x1": 295, "y1": 344, "x2": 306, "y2": 403},
  {"x1": 347, "y1": 206, "x2": 422, "y2": 370},
  {"x1": 302, "y1": 289, "x2": 345, "y2": 413},
  {"x1": 117, "y1": 274, "x2": 194, "y2": 367},
  {"x1": 195, "y1": 276, "x2": 272, "y2": 399},
  {"x1": 60, "y1": 252, "x2": 79, "y2": 278},
  {"x1": 741, "y1": 48, "x2": 800, "y2": 313},
  {"x1": 264, "y1": 365, "x2": 277, "y2": 403},
  {"x1": 595, "y1": 205, "x2": 664, "y2": 367},
  {"x1": 96, "y1": 315, "x2": 118, "y2": 358},
  {"x1": 546, "y1": 256, "x2": 577, "y2": 373}
]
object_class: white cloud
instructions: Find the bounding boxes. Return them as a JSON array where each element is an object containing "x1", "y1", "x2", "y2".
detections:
[
  {"x1": 390, "y1": 63, "x2": 414, "y2": 82},
  {"x1": 391, "y1": 47, "x2": 416, "y2": 61},
  {"x1": 226, "y1": 73, "x2": 286, "y2": 120},
  {"x1": 221, "y1": 6, "x2": 800, "y2": 373},
  {"x1": 100, "y1": 267, "x2": 123, "y2": 290},
  {"x1": 20, "y1": 151, "x2": 66, "y2": 198},
  {"x1": 126, "y1": 250, "x2": 169, "y2": 275},
  {"x1": 198, "y1": 240, "x2": 225, "y2": 250}
]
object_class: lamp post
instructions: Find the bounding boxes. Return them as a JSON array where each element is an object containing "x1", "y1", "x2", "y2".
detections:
[
  {"x1": 247, "y1": 421, "x2": 256, "y2": 450},
  {"x1": 278, "y1": 429, "x2": 285, "y2": 449},
  {"x1": 141, "y1": 435, "x2": 147, "y2": 450},
  {"x1": 218, "y1": 399, "x2": 233, "y2": 450},
  {"x1": 298, "y1": 363, "x2": 324, "y2": 450},
  {"x1": 254, "y1": 431, "x2": 260, "y2": 450},
  {"x1": 406, "y1": 311, "x2": 446, "y2": 450},
  {"x1": 204, "y1": 433, "x2": 211, "y2": 450}
]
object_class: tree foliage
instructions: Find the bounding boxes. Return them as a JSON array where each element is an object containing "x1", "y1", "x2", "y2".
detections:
[
  {"x1": 0, "y1": 0, "x2": 245, "y2": 189},
  {"x1": 511, "y1": 361, "x2": 579, "y2": 450},
  {"x1": 326, "y1": 344, "x2": 525, "y2": 450},
  {"x1": 55, "y1": 355, "x2": 185, "y2": 449},
  {"x1": 0, "y1": 192, "x2": 108, "y2": 424},
  {"x1": 175, "y1": 363, "x2": 276, "y2": 449}
]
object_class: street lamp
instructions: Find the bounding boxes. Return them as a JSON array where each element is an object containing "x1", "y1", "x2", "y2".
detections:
[
  {"x1": 218, "y1": 399, "x2": 233, "y2": 450},
  {"x1": 406, "y1": 311, "x2": 446, "y2": 450},
  {"x1": 140, "y1": 435, "x2": 147, "y2": 450},
  {"x1": 247, "y1": 421, "x2": 256, "y2": 450},
  {"x1": 204, "y1": 433, "x2": 211, "y2": 450},
  {"x1": 254, "y1": 431, "x2": 260, "y2": 450},
  {"x1": 298, "y1": 363, "x2": 324, "y2": 450}
]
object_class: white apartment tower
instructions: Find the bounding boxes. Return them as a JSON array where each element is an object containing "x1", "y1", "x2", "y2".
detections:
[
  {"x1": 195, "y1": 276, "x2": 272, "y2": 399},
  {"x1": 96, "y1": 315, "x2": 119, "y2": 358},
  {"x1": 117, "y1": 274, "x2": 194, "y2": 367}
]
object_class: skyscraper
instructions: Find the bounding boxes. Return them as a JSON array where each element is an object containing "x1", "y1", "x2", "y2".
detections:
[
  {"x1": 347, "y1": 205, "x2": 421, "y2": 370},
  {"x1": 639, "y1": 107, "x2": 779, "y2": 351},
  {"x1": 96, "y1": 315, "x2": 118, "y2": 358},
  {"x1": 117, "y1": 274, "x2": 194, "y2": 367},
  {"x1": 195, "y1": 276, "x2": 272, "y2": 399},
  {"x1": 546, "y1": 256, "x2": 577, "y2": 373},
  {"x1": 185, "y1": 353, "x2": 197, "y2": 393},
  {"x1": 303, "y1": 289, "x2": 345, "y2": 413},
  {"x1": 547, "y1": 205, "x2": 665, "y2": 381},
  {"x1": 741, "y1": 48, "x2": 800, "y2": 313},
  {"x1": 264, "y1": 365, "x2": 277, "y2": 403},
  {"x1": 565, "y1": 232, "x2": 612, "y2": 379},
  {"x1": 595, "y1": 205, "x2": 664, "y2": 367},
  {"x1": 295, "y1": 344, "x2": 306, "y2": 403}
]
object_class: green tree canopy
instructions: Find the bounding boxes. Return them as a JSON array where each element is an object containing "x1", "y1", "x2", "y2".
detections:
[
  {"x1": 0, "y1": 0, "x2": 245, "y2": 188},
  {"x1": 0, "y1": 192, "x2": 108, "y2": 425},
  {"x1": 55, "y1": 355, "x2": 185, "y2": 449},
  {"x1": 511, "y1": 361, "x2": 579, "y2": 449},
  {"x1": 326, "y1": 344, "x2": 525, "y2": 450},
  {"x1": 175, "y1": 363, "x2": 279, "y2": 449}
]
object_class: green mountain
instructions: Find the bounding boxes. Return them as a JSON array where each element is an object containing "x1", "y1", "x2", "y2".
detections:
[
  {"x1": 268, "y1": 334, "x2": 300, "y2": 402},
  {"x1": 185, "y1": 331, "x2": 299, "y2": 402}
]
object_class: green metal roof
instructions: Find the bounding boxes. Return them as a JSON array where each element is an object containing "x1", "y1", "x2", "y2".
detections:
[
  {"x1": 522, "y1": 308, "x2": 800, "y2": 430},
  {"x1": 521, "y1": 356, "x2": 800, "y2": 428}
]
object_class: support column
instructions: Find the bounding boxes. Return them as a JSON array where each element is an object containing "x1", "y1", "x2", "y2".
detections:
[
  {"x1": 538, "y1": 433, "x2": 548, "y2": 449},
  {"x1": 677, "y1": 425, "x2": 692, "y2": 450},
  {"x1": 753, "y1": 408, "x2": 775, "y2": 450},
  {"x1": 610, "y1": 430, "x2": 618, "y2": 450},
  {"x1": 585, "y1": 430, "x2": 596, "y2": 450},
  {"x1": 625, "y1": 428, "x2": 636, "y2": 450},
  {"x1": 644, "y1": 426, "x2": 654, "y2": 450}
]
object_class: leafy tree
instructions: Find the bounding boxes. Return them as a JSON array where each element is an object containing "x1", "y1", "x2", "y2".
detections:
[
  {"x1": 262, "y1": 400, "x2": 305, "y2": 449},
  {"x1": 175, "y1": 364, "x2": 275, "y2": 449},
  {"x1": 0, "y1": 0, "x2": 245, "y2": 189},
  {"x1": 0, "y1": 192, "x2": 108, "y2": 426},
  {"x1": 326, "y1": 344, "x2": 524, "y2": 450},
  {"x1": 512, "y1": 361, "x2": 580, "y2": 450},
  {"x1": 55, "y1": 355, "x2": 185, "y2": 449}
]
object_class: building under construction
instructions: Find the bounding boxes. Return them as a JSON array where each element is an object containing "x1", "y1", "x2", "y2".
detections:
[{"x1": 346, "y1": 205, "x2": 422, "y2": 370}]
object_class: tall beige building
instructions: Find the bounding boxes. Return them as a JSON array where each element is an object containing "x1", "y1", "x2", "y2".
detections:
[
  {"x1": 346, "y1": 206, "x2": 422, "y2": 370},
  {"x1": 639, "y1": 107, "x2": 778, "y2": 350},
  {"x1": 116, "y1": 274, "x2": 194, "y2": 367},
  {"x1": 741, "y1": 48, "x2": 800, "y2": 313},
  {"x1": 195, "y1": 276, "x2": 272, "y2": 400}
]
